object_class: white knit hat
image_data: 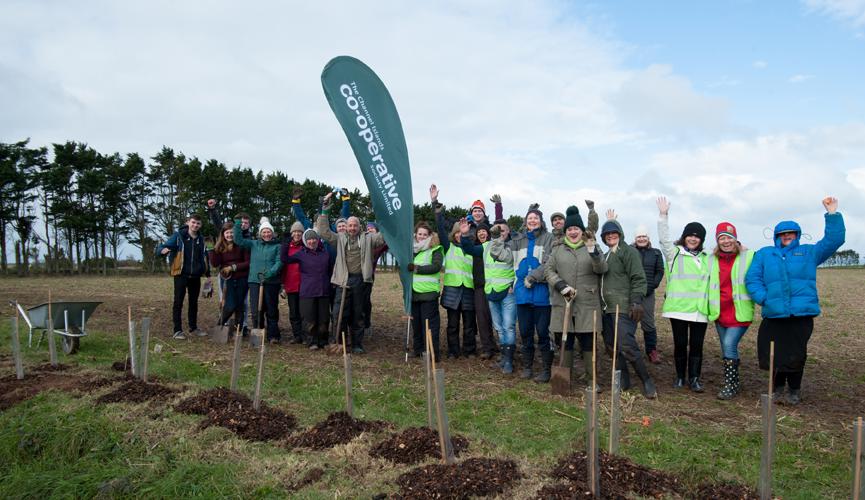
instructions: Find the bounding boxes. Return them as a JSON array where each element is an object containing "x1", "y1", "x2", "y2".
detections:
[
  {"x1": 634, "y1": 224, "x2": 649, "y2": 238},
  {"x1": 258, "y1": 217, "x2": 274, "y2": 236}
]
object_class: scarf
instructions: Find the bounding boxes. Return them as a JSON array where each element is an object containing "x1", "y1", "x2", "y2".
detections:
[
  {"x1": 413, "y1": 236, "x2": 432, "y2": 254},
  {"x1": 564, "y1": 238, "x2": 585, "y2": 250}
]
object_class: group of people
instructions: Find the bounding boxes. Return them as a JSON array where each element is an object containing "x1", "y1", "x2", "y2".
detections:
[{"x1": 157, "y1": 185, "x2": 846, "y2": 405}]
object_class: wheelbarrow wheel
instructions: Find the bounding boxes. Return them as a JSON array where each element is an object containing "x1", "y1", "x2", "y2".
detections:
[{"x1": 62, "y1": 328, "x2": 80, "y2": 355}]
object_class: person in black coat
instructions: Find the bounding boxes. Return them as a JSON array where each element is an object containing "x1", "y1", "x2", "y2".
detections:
[{"x1": 631, "y1": 225, "x2": 665, "y2": 364}]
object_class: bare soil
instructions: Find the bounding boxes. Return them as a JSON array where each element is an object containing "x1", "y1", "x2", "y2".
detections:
[
  {"x1": 96, "y1": 379, "x2": 177, "y2": 404},
  {"x1": 0, "y1": 363, "x2": 118, "y2": 410},
  {"x1": 369, "y1": 426, "x2": 469, "y2": 464},
  {"x1": 285, "y1": 411, "x2": 390, "y2": 450},
  {"x1": 394, "y1": 457, "x2": 520, "y2": 500},
  {"x1": 175, "y1": 387, "x2": 297, "y2": 441}
]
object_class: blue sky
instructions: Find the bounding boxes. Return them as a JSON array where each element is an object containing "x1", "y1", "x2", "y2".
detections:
[{"x1": 1, "y1": 0, "x2": 863, "y2": 256}]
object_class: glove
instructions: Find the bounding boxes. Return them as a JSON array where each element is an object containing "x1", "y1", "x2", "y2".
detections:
[
  {"x1": 407, "y1": 263, "x2": 416, "y2": 272},
  {"x1": 490, "y1": 225, "x2": 502, "y2": 239},
  {"x1": 528, "y1": 202, "x2": 540, "y2": 212},
  {"x1": 202, "y1": 279, "x2": 213, "y2": 298},
  {"x1": 523, "y1": 276, "x2": 534, "y2": 289},
  {"x1": 291, "y1": 186, "x2": 304, "y2": 200},
  {"x1": 583, "y1": 230, "x2": 596, "y2": 253},
  {"x1": 560, "y1": 286, "x2": 576, "y2": 299},
  {"x1": 490, "y1": 194, "x2": 501, "y2": 204},
  {"x1": 629, "y1": 303, "x2": 644, "y2": 322},
  {"x1": 340, "y1": 188, "x2": 350, "y2": 201},
  {"x1": 585, "y1": 199, "x2": 595, "y2": 210}
]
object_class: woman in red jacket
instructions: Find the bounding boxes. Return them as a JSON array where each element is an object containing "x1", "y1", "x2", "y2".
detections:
[
  {"x1": 210, "y1": 222, "x2": 250, "y2": 330},
  {"x1": 281, "y1": 221, "x2": 305, "y2": 344}
]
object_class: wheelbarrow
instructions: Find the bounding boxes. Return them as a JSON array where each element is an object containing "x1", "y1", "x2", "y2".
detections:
[{"x1": 12, "y1": 300, "x2": 102, "y2": 354}]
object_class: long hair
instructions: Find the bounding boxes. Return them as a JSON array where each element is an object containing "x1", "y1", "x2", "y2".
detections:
[
  {"x1": 214, "y1": 222, "x2": 235, "y2": 253},
  {"x1": 674, "y1": 237, "x2": 704, "y2": 253}
]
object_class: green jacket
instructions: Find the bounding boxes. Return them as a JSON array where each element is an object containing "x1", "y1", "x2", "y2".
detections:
[
  {"x1": 233, "y1": 220, "x2": 282, "y2": 284},
  {"x1": 601, "y1": 220, "x2": 647, "y2": 313}
]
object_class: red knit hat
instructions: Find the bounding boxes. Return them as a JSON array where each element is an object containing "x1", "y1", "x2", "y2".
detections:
[
  {"x1": 470, "y1": 200, "x2": 486, "y2": 214},
  {"x1": 715, "y1": 222, "x2": 737, "y2": 241}
]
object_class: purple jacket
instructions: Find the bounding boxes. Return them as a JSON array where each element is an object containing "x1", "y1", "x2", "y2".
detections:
[{"x1": 283, "y1": 242, "x2": 332, "y2": 298}]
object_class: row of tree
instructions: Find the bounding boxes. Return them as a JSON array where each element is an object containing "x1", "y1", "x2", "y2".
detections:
[{"x1": 2, "y1": 139, "x2": 511, "y2": 276}]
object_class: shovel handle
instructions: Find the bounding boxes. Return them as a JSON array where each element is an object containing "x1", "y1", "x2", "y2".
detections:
[{"x1": 559, "y1": 297, "x2": 573, "y2": 366}]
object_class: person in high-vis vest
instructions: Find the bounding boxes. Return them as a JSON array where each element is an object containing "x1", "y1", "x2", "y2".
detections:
[
  {"x1": 430, "y1": 185, "x2": 478, "y2": 359},
  {"x1": 459, "y1": 217, "x2": 517, "y2": 374},
  {"x1": 745, "y1": 197, "x2": 845, "y2": 406},
  {"x1": 408, "y1": 221, "x2": 444, "y2": 360},
  {"x1": 656, "y1": 196, "x2": 710, "y2": 392},
  {"x1": 707, "y1": 222, "x2": 754, "y2": 400}
]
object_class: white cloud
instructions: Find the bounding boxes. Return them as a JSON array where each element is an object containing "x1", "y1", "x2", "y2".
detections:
[
  {"x1": 789, "y1": 73, "x2": 815, "y2": 83},
  {"x1": 804, "y1": 0, "x2": 865, "y2": 27}
]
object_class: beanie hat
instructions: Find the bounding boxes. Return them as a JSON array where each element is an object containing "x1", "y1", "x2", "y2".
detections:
[
  {"x1": 715, "y1": 222, "x2": 737, "y2": 241},
  {"x1": 550, "y1": 211, "x2": 565, "y2": 222},
  {"x1": 563, "y1": 206, "x2": 585, "y2": 231},
  {"x1": 290, "y1": 221, "x2": 304, "y2": 234},
  {"x1": 493, "y1": 218, "x2": 507, "y2": 226},
  {"x1": 366, "y1": 222, "x2": 377, "y2": 231},
  {"x1": 470, "y1": 200, "x2": 486, "y2": 214},
  {"x1": 476, "y1": 221, "x2": 490, "y2": 234},
  {"x1": 680, "y1": 222, "x2": 706, "y2": 242},
  {"x1": 634, "y1": 225, "x2": 649, "y2": 238},
  {"x1": 302, "y1": 229, "x2": 320, "y2": 248},
  {"x1": 335, "y1": 217, "x2": 347, "y2": 227},
  {"x1": 258, "y1": 217, "x2": 274, "y2": 236}
]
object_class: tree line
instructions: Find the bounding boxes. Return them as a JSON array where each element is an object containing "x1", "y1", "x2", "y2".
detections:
[{"x1": 1, "y1": 138, "x2": 491, "y2": 276}]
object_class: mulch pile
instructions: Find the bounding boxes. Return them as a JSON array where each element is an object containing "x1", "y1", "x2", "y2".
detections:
[
  {"x1": 551, "y1": 451, "x2": 686, "y2": 499},
  {"x1": 96, "y1": 379, "x2": 176, "y2": 404},
  {"x1": 369, "y1": 426, "x2": 469, "y2": 464},
  {"x1": 1, "y1": 364, "x2": 119, "y2": 411},
  {"x1": 175, "y1": 387, "x2": 297, "y2": 441},
  {"x1": 394, "y1": 457, "x2": 520, "y2": 500},
  {"x1": 286, "y1": 411, "x2": 390, "y2": 450}
]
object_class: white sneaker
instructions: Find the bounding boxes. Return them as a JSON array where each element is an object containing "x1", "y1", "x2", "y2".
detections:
[{"x1": 173, "y1": 331, "x2": 186, "y2": 340}]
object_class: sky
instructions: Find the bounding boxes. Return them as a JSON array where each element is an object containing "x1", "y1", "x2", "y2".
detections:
[{"x1": 2, "y1": 0, "x2": 864, "y2": 258}]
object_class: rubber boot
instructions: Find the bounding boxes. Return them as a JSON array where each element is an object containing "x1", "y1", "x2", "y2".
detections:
[
  {"x1": 534, "y1": 350, "x2": 554, "y2": 383},
  {"x1": 351, "y1": 329, "x2": 365, "y2": 354},
  {"x1": 674, "y1": 350, "x2": 687, "y2": 388},
  {"x1": 632, "y1": 357, "x2": 658, "y2": 399},
  {"x1": 615, "y1": 355, "x2": 631, "y2": 391},
  {"x1": 731, "y1": 359, "x2": 741, "y2": 395},
  {"x1": 688, "y1": 355, "x2": 704, "y2": 392},
  {"x1": 717, "y1": 358, "x2": 737, "y2": 400},
  {"x1": 520, "y1": 346, "x2": 534, "y2": 380},
  {"x1": 501, "y1": 345, "x2": 515, "y2": 374}
]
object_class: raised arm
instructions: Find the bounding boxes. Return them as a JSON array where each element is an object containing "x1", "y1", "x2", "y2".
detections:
[
  {"x1": 585, "y1": 200, "x2": 599, "y2": 233},
  {"x1": 431, "y1": 184, "x2": 450, "y2": 252},
  {"x1": 656, "y1": 196, "x2": 676, "y2": 264},
  {"x1": 315, "y1": 193, "x2": 339, "y2": 247},
  {"x1": 488, "y1": 226, "x2": 514, "y2": 265},
  {"x1": 491, "y1": 194, "x2": 503, "y2": 221},
  {"x1": 291, "y1": 186, "x2": 312, "y2": 229},
  {"x1": 585, "y1": 232, "x2": 607, "y2": 274},
  {"x1": 458, "y1": 218, "x2": 484, "y2": 257},
  {"x1": 232, "y1": 219, "x2": 255, "y2": 249},
  {"x1": 813, "y1": 197, "x2": 845, "y2": 264},
  {"x1": 339, "y1": 188, "x2": 351, "y2": 220}
]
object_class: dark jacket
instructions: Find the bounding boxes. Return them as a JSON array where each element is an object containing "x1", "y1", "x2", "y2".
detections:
[
  {"x1": 632, "y1": 243, "x2": 664, "y2": 295},
  {"x1": 156, "y1": 226, "x2": 210, "y2": 278},
  {"x1": 600, "y1": 220, "x2": 647, "y2": 312},
  {"x1": 745, "y1": 213, "x2": 845, "y2": 318},
  {"x1": 209, "y1": 244, "x2": 250, "y2": 280},
  {"x1": 282, "y1": 242, "x2": 333, "y2": 298},
  {"x1": 435, "y1": 209, "x2": 475, "y2": 311}
]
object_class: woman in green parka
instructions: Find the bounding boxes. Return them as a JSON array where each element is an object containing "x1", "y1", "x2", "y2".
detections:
[{"x1": 234, "y1": 216, "x2": 283, "y2": 343}]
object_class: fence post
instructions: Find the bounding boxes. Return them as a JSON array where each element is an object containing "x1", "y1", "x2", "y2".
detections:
[
  {"x1": 10, "y1": 313, "x2": 24, "y2": 380},
  {"x1": 854, "y1": 416, "x2": 864, "y2": 500}
]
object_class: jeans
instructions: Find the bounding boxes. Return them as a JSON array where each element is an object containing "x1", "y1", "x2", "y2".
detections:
[
  {"x1": 517, "y1": 304, "x2": 552, "y2": 353},
  {"x1": 172, "y1": 275, "x2": 201, "y2": 333},
  {"x1": 715, "y1": 323, "x2": 748, "y2": 360},
  {"x1": 488, "y1": 292, "x2": 516, "y2": 346}
]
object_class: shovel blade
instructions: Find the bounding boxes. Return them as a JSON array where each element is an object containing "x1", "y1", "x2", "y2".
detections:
[
  {"x1": 210, "y1": 325, "x2": 230, "y2": 344},
  {"x1": 551, "y1": 366, "x2": 572, "y2": 396},
  {"x1": 249, "y1": 329, "x2": 265, "y2": 348}
]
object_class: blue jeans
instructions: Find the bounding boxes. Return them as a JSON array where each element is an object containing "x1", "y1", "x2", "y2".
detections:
[
  {"x1": 716, "y1": 323, "x2": 749, "y2": 360},
  {"x1": 517, "y1": 304, "x2": 552, "y2": 353},
  {"x1": 488, "y1": 292, "x2": 516, "y2": 346}
]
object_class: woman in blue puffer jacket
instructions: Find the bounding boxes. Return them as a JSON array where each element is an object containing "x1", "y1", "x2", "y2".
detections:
[
  {"x1": 745, "y1": 197, "x2": 845, "y2": 405},
  {"x1": 489, "y1": 204, "x2": 555, "y2": 383}
]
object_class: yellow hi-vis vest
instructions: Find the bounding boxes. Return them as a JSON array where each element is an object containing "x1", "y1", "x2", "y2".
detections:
[
  {"x1": 483, "y1": 242, "x2": 515, "y2": 294},
  {"x1": 662, "y1": 248, "x2": 710, "y2": 315},
  {"x1": 707, "y1": 250, "x2": 755, "y2": 322},
  {"x1": 443, "y1": 244, "x2": 474, "y2": 289},
  {"x1": 412, "y1": 245, "x2": 443, "y2": 294}
]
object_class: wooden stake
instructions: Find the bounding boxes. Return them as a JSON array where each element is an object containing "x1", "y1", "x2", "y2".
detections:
[
  {"x1": 427, "y1": 324, "x2": 453, "y2": 464},
  {"x1": 610, "y1": 304, "x2": 619, "y2": 391},
  {"x1": 11, "y1": 310, "x2": 24, "y2": 380},
  {"x1": 768, "y1": 341, "x2": 775, "y2": 399},
  {"x1": 342, "y1": 331, "x2": 354, "y2": 417},
  {"x1": 47, "y1": 290, "x2": 57, "y2": 366},
  {"x1": 760, "y1": 341, "x2": 777, "y2": 500},
  {"x1": 139, "y1": 317, "x2": 151, "y2": 382},
  {"x1": 127, "y1": 305, "x2": 137, "y2": 377},
  {"x1": 854, "y1": 416, "x2": 863, "y2": 500},
  {"x1": 253, "y1": 329, "x2": 266, "y2": 411},
  {"x1": 230, "y1": 325, "x2": 242, "y2": 391},
  {"x1": 424, "y1": 350, "x2": 434, "y2": 428},
  {"x1": 609, "y1": 305, "x2": 620, "y2": 454},
  {"x1": 588, "y1": 310, "x2": 599, "y2": 496}
]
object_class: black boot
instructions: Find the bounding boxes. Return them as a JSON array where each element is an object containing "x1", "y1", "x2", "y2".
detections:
[
  {"x1": 534, "y1": 350, "x2": 554, "y2": 383},
  {"x1": 688, "y1": 356, "x2": 704, "y2": 392},
  {"x1": 501, "y1": 345, "x2": 515, "y2": 374},
  {"x1": 717, "y1": 358, "x2": 737, "y2": 400},
  {"x1": 521, "y1": 346, "x2": 534, "y2": 380},
  {"x1": 351, "y1": 329, "x2": 365, "y2": 354},
  {"x1": 632, "y1": 357, "x2": 658, "y2": 399},
  {"x1": 731, "y1": 359, "x2": 741, "y2": 395},
  {"x1": 674, "y1": 351, "x2": 687, "y2": 388}
]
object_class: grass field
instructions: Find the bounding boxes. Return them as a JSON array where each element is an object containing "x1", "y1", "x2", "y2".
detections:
[{"x1": 1, "y1": 269, "x2": 864, "y2": 498}]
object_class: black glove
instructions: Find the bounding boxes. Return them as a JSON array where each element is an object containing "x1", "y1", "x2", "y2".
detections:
[
  {"x1": 291, "y1": 186, "x2": 303, "y2": 199},
  {"x1": 528, "y1": 202, "x2": 540, "y2": 212},
  {"x1": 490, "y1": 225, "x2": 502, "y2": 239},
  {"x1": 629, "y1": 303, "x2": 644, "y2": 322},
  {"x1": 585, "y1": 199, "x2": 595, "y2": 210},
  {"x1": 407, "y1": 263, "x2": 416, "y2": 272}
]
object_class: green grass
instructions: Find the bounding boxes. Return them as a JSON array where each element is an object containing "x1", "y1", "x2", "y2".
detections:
[{"x1": 0, "y1": 323, "x2": 856, "y2": 498}]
